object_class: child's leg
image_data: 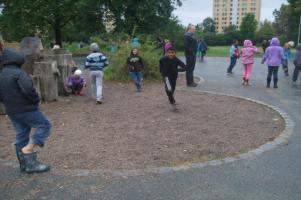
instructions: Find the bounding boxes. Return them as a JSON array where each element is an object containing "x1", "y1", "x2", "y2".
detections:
[
  {"x1": 90, "y1": 72, "x2": 96, "y2": 98},
  {"x1": 95, "y1": 71, "x2": 103, "y2": 101},
  {"x1": 137, "y1": 72, "x2": 142, "y2": 89},
  {"x1": 283, "y1": 60, "x2": 288, "y2": 75},
  {"x1": 243, "y1": 64, "x2": 247, "y2": 79},
  {"x1": 164, "y1": 76, "x2": 176, "y2": 104},
  {"x1": 293, "y1": 66, "x2": 300, "y2": 82},
  {"x1": 267, "y1": 66, "x2": 273, "y2": 87},
  {"x1": 273, "y1": 66, "x2": 279, "y2": 88},
  {"x1": 246, "y1": 64, "x2": 253, "y2": 80}
]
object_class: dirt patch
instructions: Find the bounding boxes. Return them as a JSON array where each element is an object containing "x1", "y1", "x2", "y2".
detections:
[{"x1": 0, "y1": 76, "x2": 285, "y2": 170}]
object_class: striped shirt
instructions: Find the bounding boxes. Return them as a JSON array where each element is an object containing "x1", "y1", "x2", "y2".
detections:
[{"x1": 85, "y1": 52, "x2": 109, "y2": 71}]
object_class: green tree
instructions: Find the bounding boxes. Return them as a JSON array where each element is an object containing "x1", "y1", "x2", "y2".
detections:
[
  {"x1": 0, "y1": 0, "x2": 105, "y2": 46},
  {"x1": 256, "y1": 20, "x2": 276, "y2": 42},
  {"x1": 240, "y1": 13, "x2": 257, "y2": 41},
  {"x1": 201, "y1": 17, "x2": 216, "y2": 33}
]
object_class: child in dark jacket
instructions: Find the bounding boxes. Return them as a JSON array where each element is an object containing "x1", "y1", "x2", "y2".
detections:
[
  {"x1": 127, "y1": 48, "x2": 144, "y2": 92},
  {"x1": 0, "y1": 47, "x2": 51, "y2": 174},
  {"x1": 293, "y1": 44, "x2": 301, "y2": 83},
  {"x1": 159, "y1": 47, "x2": 187, "y2": 111}
]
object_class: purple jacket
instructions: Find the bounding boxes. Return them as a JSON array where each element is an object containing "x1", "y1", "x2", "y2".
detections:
[
  {"x1": 261, "y1": 37, "x2": 284, "y2": 67},
  {"x1": 67, "y1": 75, "x2": 86, "y2": 87},
  {"x1": 241, "y1": 40, "x2": 259, "y2": 65}
]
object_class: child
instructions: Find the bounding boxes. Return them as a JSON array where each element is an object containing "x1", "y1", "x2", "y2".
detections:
[
  {"x1": 0, "y1": 45, "x2": 51, "y2": 173},
  {"x1": 127, "y1": 48, "x2": 144, "y2": 92},
  {"x1": 293, "y1": 44, "x2": 301, "y2": 83},
  {"x1": 261, "y1": 37, "x2": 284, "y2": 88},
  {"x1": 197, "y1": 39, "x2": 208, "y2": 62},
  {"x1": 67, "y1": 69, "x2": 86, "y2": 96},
  {"x1": 227, "y1": 40, "x2": 240, "y2": 74},
  {"x1": 85, "y1": 43, "x2": 108, "y2": 104},
  {"x1": 282, "y1": 42, "x2": 293, "y2": 76},
  {"x1": 159, "y1": 47, "x2": 187, "y2": 111},
  {"x1": 164, "y1": 39, "x2": 172, "y2": 54},
  {"x1": 241, "y1": 40, "x2": 260, "y2": 86}
]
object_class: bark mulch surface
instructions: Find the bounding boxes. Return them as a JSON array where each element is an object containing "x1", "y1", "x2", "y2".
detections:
[{"x1": 0, "y1": 77, "x2": 285, "y2": 170}]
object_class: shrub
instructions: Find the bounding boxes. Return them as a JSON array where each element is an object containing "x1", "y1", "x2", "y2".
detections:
[{"x1": 104, "y1": 41, "x2": 162, "y2": 82}]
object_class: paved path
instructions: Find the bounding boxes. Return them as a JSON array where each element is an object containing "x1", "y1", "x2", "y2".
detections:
[{"x1": 1, "y1": 57, "x2": 301, "y2": 200}]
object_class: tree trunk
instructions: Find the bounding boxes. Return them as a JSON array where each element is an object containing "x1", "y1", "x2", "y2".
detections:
[{"x1": 54, "y1": 18, "x2": 62, "y2": 47}]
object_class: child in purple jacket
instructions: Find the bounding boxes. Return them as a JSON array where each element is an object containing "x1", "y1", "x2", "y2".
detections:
[
  {"x1": 67, "y1": 69, "x2": 86, "y2": 95},
  {"x1": 261, "y1": 37, "x2": 284, "y2": 88},
  {"x1": 241, "y1": 40, "x2": 260, "y2": 86}
]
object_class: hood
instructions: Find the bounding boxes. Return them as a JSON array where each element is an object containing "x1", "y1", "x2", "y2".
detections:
[
  {"x1": 244, "y1": 40, "x2": 253, "y2": 48},
  {"x1": 1, "y1": 48, "x2": 25, "y2": 67},
  {"x1": 270, "y1": 37, "x2": 280, "y2": 46},
  {"x1": 296, "y1": 44, "x2": 301, "y2": 51}
]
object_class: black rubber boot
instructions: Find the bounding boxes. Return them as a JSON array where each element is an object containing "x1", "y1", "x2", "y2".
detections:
[
  {"x1": 21, "y1": 152, "x2": 50, "y2": 174},
  {"x1": 266, "y1": 77, "x2": 271, "y2": 88},
  {"x1": 15, "y1": 145, "x2": 25, "y2": 172},
  {"x1": 274, "y1": 79, "x2": 278, "y2": 88}
]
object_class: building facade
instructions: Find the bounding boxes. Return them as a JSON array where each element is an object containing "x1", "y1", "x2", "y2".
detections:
[{"x1": 213, "y1": 0, "x2": 261, "y2": 33}]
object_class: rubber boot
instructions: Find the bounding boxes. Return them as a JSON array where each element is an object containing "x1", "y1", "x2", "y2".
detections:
[
  {"x1": 242, "y1": 77, "x2": 246, "y2": 85},
  {"x1": 274, "y1": 79, "x2": 278, "y2": 88},
  {"x1": 266, "y1": 77, "x2": 271, "y2": 88},
  {"x1": 15, "y1": 145, "x2": 25, "y2": 172},
  {"x1": 246, "y1": 79, "x2": 249, "y2": 86},
  {"x1": 21, "y1": 152, "x2": 50, "y2": 174}
]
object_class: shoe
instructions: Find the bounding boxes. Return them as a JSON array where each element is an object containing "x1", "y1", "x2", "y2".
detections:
[
  {"x1": 274, "y1": 85, "x2": 278, "y2": 88},
  {"x1": 170, "y1": 104, "x2": 178, "y2": 112},
  {"x1": 266, "y1": 85, "x2": 270, "y2": 88},
  {"x1": 285, "y1": 73, "x2": 289, "y2": 76},
  {"x1": 15, "y1": 146, "x2": 25, "y2": 172},
  {"x1": 187, "y1": 83, "x2": 197, "y2": 87},
  {"x1": 96, "y1": 100, "x2": 102, "y2": 104},
  {"x1": 21, "y1": 152, "x2": 50, "y2": 174},
  {"x1": 242, "y1": 78, "x2": 246, "y2": 85},
  {"x1": 245, "y1": 79, "x2": 249, "y2": 86}
]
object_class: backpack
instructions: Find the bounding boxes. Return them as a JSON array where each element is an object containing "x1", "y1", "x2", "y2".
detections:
[{"x1": 234, "y1": 48, "x2": 240, "y2": 58}]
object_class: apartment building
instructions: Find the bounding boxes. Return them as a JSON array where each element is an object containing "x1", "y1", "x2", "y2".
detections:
[{"x1": 213, "y1": 0, "x2": 261, "y2": 33}]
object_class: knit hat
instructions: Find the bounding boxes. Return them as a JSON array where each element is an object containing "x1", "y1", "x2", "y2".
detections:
[
  {"x1": 74, "y1": 69, "x2": 82, "y2": 76},
  {"x1": 90, "y1": 43, "x2": 99, "y2": 52}
]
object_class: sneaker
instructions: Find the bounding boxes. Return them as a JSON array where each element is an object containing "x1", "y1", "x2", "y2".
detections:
[
  {"x1": 170, "y1": 104, "x2": 178, "y2": 112},
  {"x1": 187, "y1": 82, "x2": 197, "y2": 87},
  {"x1": 274, "y1": 85, "x2": 278, "y2": 89},
  {"x1": 266, "y1": 85, "x2": 270, "y2": 88},
  {"x1": 96, "y1": 100, "x2": 102, "y2": 104}
]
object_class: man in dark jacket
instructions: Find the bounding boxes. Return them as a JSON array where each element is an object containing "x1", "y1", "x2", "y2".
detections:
[
  {"x1": 0, "y1": 37, "x2": 51, "y2": 174},
  {"x1": 160, "y1": 47, "x2": 187, "y2": 111},
  {"x1": 184, "y1": 24, "x2": 198, "y2": 87}
]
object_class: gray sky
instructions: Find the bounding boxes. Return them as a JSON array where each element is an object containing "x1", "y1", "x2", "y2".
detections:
[{"x1": 173, "y1": 0, "x2": 288, "y2": 26}]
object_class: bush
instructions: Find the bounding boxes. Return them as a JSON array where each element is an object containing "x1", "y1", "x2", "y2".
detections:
[{"x1": 104, "y1": 41, "x2": 162, "y2": 82}]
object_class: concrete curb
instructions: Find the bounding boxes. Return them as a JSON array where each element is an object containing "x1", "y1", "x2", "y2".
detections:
[{"x1": 0, "y1": 76, "x2": 294, "y2": 177}]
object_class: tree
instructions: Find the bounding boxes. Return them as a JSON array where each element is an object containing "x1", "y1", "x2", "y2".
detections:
[
  {"x1": 106, "y1": 0, "x2": 182, "y2": 35},
  {"x1": 240, "y1": 13, "x2": 257, "y2": 41},
  {"x1": 201, "y1": 17, "x2": 216, "y2": 33},
  {"x1": 256, "y1": 20, "x2": 276, "y2": 42},
  {"x1": 0, "y1": 0, "x2": 105, "y2": 46}
]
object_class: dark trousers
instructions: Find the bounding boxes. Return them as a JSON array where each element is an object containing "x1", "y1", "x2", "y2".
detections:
[
  {"x1": 185, "y1": 53, "x2": 196, "y2": 85},
  {"x1": 267, "y1": 66, "x2": 279, "y2": 86},
  {"x1": 293, "y1": 65, "x2": 301, "y2": 82},
  {"x1": 164, "y1": 76, "x2": 176, "y2": 104},
  {"x1": 227, "y1": 57, "x2": 237, "y2": 73},
  {"x1": 282, "y1": 60, "x2": 289, "y2": 75}
]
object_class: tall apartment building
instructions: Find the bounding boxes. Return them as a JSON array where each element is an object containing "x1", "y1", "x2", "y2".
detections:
[{"x1": 213, "y1": 0, "x2": 261, "y2": 33}]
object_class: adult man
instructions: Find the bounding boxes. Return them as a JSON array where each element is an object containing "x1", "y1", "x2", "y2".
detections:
[
  {"x1": 0, "y1": 36, "x2": 52, "y2": 173},
  {"x1": 184, "y1": 24, "x2": 198, "y2": 87}
]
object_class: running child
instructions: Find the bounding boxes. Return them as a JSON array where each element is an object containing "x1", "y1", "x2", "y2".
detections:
[
  {"x1": 241, "y1": 40, "x2": 260, "y2": 86},
  {"x1": 159, "y1": 47, "x2": 187, "y2": 111},
  {"x1": 127, "y1": 48, "x2": 144, "y2": 92}
]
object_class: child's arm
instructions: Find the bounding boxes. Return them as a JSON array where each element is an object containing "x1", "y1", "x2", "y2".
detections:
[
  {"x1": 254, "y1": 47, "x2": 260, "y2": 54},
  {"x1": 127, "y1": 57, "x2": 134, "y2": 71},
  {"x1": 261, "y1": 49, "x2": 268, "y2": 64},
  {"x1": 176, "y1": 57, "x2": 187, "y2": 72}
]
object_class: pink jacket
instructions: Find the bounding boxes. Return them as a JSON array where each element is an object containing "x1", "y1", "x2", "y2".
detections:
[{"x1": 241, "y1": 40, "x2": 259, "y2": 64}]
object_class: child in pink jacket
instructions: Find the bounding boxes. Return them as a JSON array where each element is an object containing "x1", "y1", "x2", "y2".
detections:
[{"x1": 241, "y1": 40, "x2": 260, "y2": 86}]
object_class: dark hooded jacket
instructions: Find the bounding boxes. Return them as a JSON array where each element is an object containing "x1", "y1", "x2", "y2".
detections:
[
  {"x1": 0, "y1": 48, "x2": 40, "y2": 115},
  {"x1": 294, "y1": 44, "x2": 301, "y2": 66}
]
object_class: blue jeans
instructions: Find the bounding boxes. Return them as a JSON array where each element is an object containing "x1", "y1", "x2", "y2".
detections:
[
  {"x1": 227, "y1": 57, "x2": 237, "y2": 73},
  {"x1": 9, "y1": 110, "x2": 52, "y2": 151},
  {"x1": 130, "y1": 72, "x2": 142, "y2": 90}
]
